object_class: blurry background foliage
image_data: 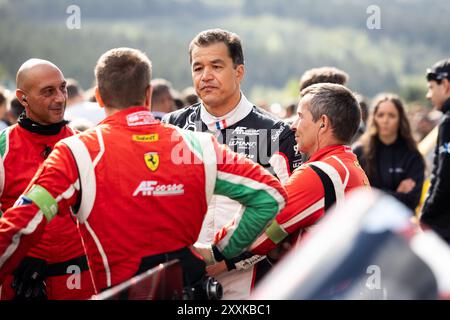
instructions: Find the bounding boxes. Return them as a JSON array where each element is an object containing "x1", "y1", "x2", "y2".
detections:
[{"x1": 1, "y1": 0, "x2": 448, "y2": 107}]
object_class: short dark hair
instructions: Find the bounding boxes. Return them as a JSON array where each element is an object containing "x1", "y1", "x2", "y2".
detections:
[
  {"x1": 95, "y1": 48, "x2": 152, "y2": 109},
  {"x1": 301, "y1": 83, "x2": 360, "y2": 144},
  {"x1": 299, "y1": 67, "x2": 349, "y2": 92},
  {"x1": 189, "y1": 29, "x2": 244, "y2": 67}
]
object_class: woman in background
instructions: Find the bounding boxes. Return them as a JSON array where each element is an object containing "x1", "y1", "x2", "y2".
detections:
[{"x1": 353, "y1": 93, "x2": 425, "y2": 211}]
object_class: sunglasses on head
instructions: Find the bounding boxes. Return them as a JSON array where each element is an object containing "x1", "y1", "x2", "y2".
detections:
[{"x1": 426, "y1": 69, "x2": 449, "y2": 82}]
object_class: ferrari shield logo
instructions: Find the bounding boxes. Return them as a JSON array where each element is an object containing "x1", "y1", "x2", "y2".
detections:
[{"x1": 144, "y1": 152, "x2": 159, "y2": 171}]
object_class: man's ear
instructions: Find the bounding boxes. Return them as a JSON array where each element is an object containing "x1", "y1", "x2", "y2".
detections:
[
  {"x1": 236, "y1": 64, "x2": 245, "y2": 83},
  {"x1": 443, "y1": 78, "x2": 450, "y2": 95},
  {"x1": 16, "y1": 89, "x2": 28, "y2": 107},
  {"x1": 95, "y1": 87, "x2": 105, "y2": 108},
  {"x1": 320, "y1": 115, "x2": 328, "y2": 129}
]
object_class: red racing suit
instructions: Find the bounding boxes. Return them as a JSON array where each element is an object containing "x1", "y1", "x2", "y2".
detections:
[
  {"x1": 0, "y1": 123, "x2": 94, "y2": 299},
  {"x1": 250, "y1": 145, "x2": 370, "y2": 254},
  {"x1": 0, "y1": 107, "x2": 287, "y2": 294}
]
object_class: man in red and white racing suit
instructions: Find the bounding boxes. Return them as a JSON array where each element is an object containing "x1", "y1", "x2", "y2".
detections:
[
  {"x1": 250, "y1": 145, "x2": 370, "y2": 254},
  {"x1": 0, "y1": 48, "x2": 287, "y2": 297},
  {"x1": 207, "y1": 83, "x2": 370, "y2": 274},
  {"x1": 0, "y1": 59, "x2": 93, "y2": 300}
]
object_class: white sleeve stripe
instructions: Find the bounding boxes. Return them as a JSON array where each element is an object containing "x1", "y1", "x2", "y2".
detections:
[
  {"x1": 62, "y1": 132, "x2": 110, "y2": 288},
  {"x1": 93, "y1": 128, "x2": 105, "y2": 167},
  {"x1": 55, "y1": 180, "x2": 79, "y2": 202},
  {"x1": 62, "y1": 136, "x2": 96, "y2": 223},
  {"x1": 309, "y1": 161, "x2": 345, "y2": 206},
  {"x1": 0, "y1": 211, "x2": 44, "y2": 269},
  {"x1": 215, "y1": 205, "x2": 245, "y2": 252},
  {"x1": 269, "y1": 152, "x2": 290, "y2": 184},
  {"x1": 197, "y1": 133, "x2": 217, "y2": 205},
  {"x1": 217, "y1": 171, "x2": 286, "y2": 210},
  {"x1": 281, "y1": 198, "x2": 325, "y2": 229},
  {"x1": 84, "y1": 220, "x2": 111, "y2": 288},
  {"x1": 331, "y1": 156, "x2": 350, "y2": 189}
]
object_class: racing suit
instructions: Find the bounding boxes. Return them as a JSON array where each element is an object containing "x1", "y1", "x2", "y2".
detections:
[
  {"x1": 0, "y1": 107, "x2": 287, "y2": 295},
  {"x1": 0, "y1": 117, "x2": 94, "y2": 299},
  {"x1": 250, "y1": 145, "x2": 370, "y2": 254},
  {"x1": 163, "y1": 94, "x2": 302, "y2": 299}
]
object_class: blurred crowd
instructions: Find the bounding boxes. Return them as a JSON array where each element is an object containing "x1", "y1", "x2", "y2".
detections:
[
  {"x1": 0, "y1": 67, "x2": 440, "y2": 144},
  {"x1": 0, "y1": 28, "x2": 449, "y2": 301}
]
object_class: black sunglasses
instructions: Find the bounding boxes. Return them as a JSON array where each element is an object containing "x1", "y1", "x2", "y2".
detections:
[{"x1": 426, "y1": 68, "x2": 449, "y2": 82}]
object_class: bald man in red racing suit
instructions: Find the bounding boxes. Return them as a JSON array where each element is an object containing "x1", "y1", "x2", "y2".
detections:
[{"x1": 0, "y1": 59, "x2": 94, "y2": 300}]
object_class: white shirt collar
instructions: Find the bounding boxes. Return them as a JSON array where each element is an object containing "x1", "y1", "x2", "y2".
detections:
[{"x1": 200, "y1": 93, "x2": 253, "y2": 132}]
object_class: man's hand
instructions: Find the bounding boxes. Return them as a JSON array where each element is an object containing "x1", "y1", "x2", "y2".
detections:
[
  {"x1": 267, "y1": 240, "x2": 292, "y2": 262},
  {"x1": 396, "y1": 178, "x2": 416, "y2": 193},
  {"x1": 206, "y1": 261, "x2": 228, "y2": 277},
  {"x1": 12, "y1": 257, "x2": 47, "y2": 300}
]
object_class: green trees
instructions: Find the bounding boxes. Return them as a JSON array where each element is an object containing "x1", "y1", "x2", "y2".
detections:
[{"x1": 0, "y1": 0, "x2": 446, "y2": 104}]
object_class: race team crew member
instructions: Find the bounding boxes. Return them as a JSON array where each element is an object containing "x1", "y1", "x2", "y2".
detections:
[
  {"x1": 251, "y1": 83, "x2": 370, "y2": 254},
  {"x1": 0, "y1": 48, "x2": 287, "y2": 296},
  {"x1": 204, "y1": 83, "x2": 370, "y2": 272},
  {"x1": 0, "y1": 59, "x2": 93, "y2": 300},
  {"x1": 163, "y1": 29, "x2": 302, "y2": 299}
]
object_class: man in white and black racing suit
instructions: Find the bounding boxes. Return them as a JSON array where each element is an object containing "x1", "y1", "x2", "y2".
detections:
[{"x1": 163, "y1": 28, "x2": 302, "y2": 299}]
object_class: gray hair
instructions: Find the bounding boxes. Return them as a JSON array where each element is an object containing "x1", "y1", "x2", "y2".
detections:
[{"x1": 300, "y1": 83, "x2": 361, "y2": 144}]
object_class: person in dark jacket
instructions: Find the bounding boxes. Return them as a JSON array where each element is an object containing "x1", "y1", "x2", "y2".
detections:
[
  {"x1": 421, "y1": 59, "x2": 450, "y2": 242},
  {"x1": 353, "y1": 93, "x2": 424, "y2": 211}
]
